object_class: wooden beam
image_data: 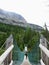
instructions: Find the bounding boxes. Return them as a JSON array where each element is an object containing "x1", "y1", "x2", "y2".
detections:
[
  {"x1": 39, "y1": 44, "x2": 49, "y2": 57},
  {"x1": 0, "y1": 45, "x2": 14, "y2": 65},
  {"x1": 40, "y1": 59, "x2": 45, "y2": 65}
]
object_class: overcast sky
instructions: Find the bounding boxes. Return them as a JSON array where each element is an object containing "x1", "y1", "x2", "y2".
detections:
[{"x1": 0, "y1": 0, "x2": 49, "y2": 29}]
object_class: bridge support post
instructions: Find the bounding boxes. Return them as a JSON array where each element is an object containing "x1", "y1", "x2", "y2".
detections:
[
  {"x1": 40, "y1": 35, "x2": 49, "y2": 65},
  {"x1": 4, "y1": 34, "x2": 13, "y2": 65}
]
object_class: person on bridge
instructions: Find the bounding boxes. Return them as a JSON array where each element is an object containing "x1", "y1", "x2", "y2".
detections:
[
  {"x1": 24, "y1": 46, "x2": 28, "y2": 59},
  {"x1": 25, "y1": 52, "x2": 28, "y2": 59}
]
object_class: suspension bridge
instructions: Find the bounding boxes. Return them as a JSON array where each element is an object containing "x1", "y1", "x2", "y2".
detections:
[{"x1": 0, "y1": 34, "x2": 49, "y2": 65}]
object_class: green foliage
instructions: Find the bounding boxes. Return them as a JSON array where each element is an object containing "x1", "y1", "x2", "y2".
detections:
[
  {"x1": 0, "y1": 49, "x2": 5, "y2": 55},
  {"x1": 24, "y1": 28, "x2": 39, "y2": 51},
  {"x1": 0, "y1": 23, "x2": 39, "y2": 53},
  {"x1": 0, "y1": 33, "x2": 8, "y2": 47},
  {"x1": 41, "y1": 29, "x2": 49, "y2": 41},
  {"x1": 0, "y1": 23, "x2": 25, "y2": 55}
]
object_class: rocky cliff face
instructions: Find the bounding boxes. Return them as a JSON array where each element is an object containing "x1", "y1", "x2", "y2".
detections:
[
  {"x1": 0, "y1": 9, "x2": 27, "y2": 27},
  {"x1": 0, "y1": 9, "x2": 43, "y2": 31}
]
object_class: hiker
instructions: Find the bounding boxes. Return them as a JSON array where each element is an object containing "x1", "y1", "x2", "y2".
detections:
[{"x1": 25, "y1": 52, "x2": 28, "y2": 59}]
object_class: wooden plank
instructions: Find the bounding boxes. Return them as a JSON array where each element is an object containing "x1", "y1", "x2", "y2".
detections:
[
  {"x1": 40, "y1": 59, "x2": 45, "y2": 65},
  {"x1": 39, "y1": 44, "x2": 49, "y2": 57},
  {"x1": 0, "y1": 45, "x2": 14, "y2": 65}
]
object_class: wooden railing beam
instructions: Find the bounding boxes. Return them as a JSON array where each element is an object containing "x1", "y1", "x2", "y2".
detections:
[
  {"x1": 0, "y1": 45, "x2": 14, "y2": 65},
  {"x1": 39, "y1": 44, "x2": 49, "y2": 57}
]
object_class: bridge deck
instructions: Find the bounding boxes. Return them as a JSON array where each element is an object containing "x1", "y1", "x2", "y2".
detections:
[
  {"x1": 21, "y1": 56, "x2": 32, "y2": 65},
  {"x1": 21, "y1": 61, "x2": 31, "y2": 65}
]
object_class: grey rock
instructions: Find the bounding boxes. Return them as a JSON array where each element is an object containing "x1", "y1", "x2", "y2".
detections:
[{"x1": 0, "y1": 9, "x2": 43, "y2": 31}]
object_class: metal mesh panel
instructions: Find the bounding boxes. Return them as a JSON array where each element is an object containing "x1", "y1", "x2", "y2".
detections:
[
  {"x1": 12, "y1": 40, "x2": 24, "y2": 65},
  {"x1": 28, "y1": 42, "x2": 40, "y2": 64},
  {"x1": 13, "y1": 40, "x2": 40, "y2": 65}
]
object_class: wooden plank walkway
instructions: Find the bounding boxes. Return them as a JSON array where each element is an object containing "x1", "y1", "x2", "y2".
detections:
[
  {"x1": 21, "y1": 61, "x2": 31, "y2": 65},
  {"x1": 21, "y1": 56, "x2": 32, "y2": 65}
]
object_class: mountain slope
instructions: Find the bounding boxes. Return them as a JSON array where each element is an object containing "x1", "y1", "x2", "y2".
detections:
[
  {"x1": 0, "y1": 9, "x2": 43, "y2": 31},
  {"x1": 0, "y1": 9, "x2": 27, "y2": 27}
]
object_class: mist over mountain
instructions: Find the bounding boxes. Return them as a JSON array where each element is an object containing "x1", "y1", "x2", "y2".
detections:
[{"x1": 0, "y1": 9, "x2": 43, "y2": 31}]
